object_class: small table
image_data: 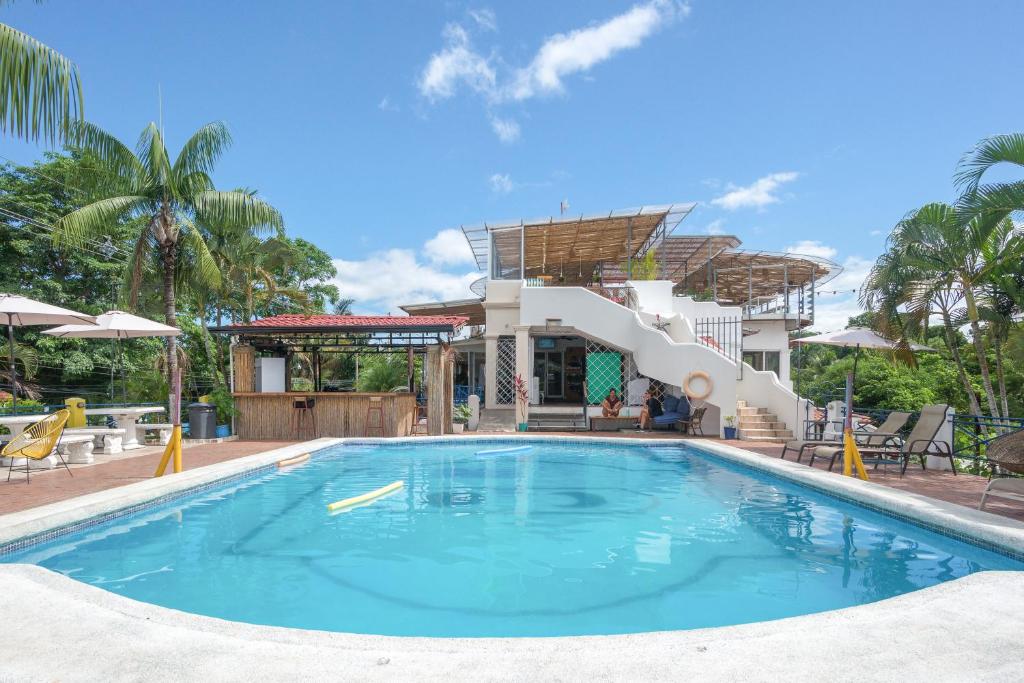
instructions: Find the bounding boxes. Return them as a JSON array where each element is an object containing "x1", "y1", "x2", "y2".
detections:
[
  {"x1": 590, "y1": 416, "x2": 638, "y2": 431},
  {"x1": 85, "y1": 407, "x2": 165, "y2": 450}
]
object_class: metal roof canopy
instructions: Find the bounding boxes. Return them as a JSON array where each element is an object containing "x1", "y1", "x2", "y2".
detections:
[
  {"x1": 209, "y1": 314, "x2": 466, "y2": 351},
  {"x1": 679, "y1": 248, "x2": 840, "y2": 304},
  {"x1": 459, "y1": 203, "x2": 697, "y2": 279},
  {"x1": 399, "y1": 298, "x2": 486, "y2": 327}
]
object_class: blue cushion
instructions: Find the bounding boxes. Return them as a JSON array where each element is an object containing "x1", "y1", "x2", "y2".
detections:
[
  {"x1": 677, "y1": 395, "x2": 691, "y2": 418},
  {"x1": 663, "y1": 394, "x2": 679, "y2": 413},
  {"x1": 653, "y1": 413, "x2": 679, "y2": 424}
]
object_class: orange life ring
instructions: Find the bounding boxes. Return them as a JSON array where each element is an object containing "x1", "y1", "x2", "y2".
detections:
[{"x1": 683, "y1": 371, "x2": 713, "y2": 400}]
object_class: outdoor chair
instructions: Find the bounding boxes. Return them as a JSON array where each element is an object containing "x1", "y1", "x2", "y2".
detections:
[
  {"x1": 3, "y1": 409, "x2": 72, "y2": 484},
  {"x1": 782, "y1": 411, "x2": 911, "y2": 462},
  {"x1": 978, "y1": 429, "x2": 1024, "y2": 511},
  {"x1": 809, "y1": 404, "x2": 952, "y2": 476},
  {"x1": 678, "y1": 406, "x2": 707, "y2": 436},
  {"x1": 651, "y1": 394, "x2": 690, "y2": 431}
]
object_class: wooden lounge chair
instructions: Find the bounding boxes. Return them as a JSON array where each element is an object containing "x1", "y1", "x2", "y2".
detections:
[
  {"x1": 781, "y1": 411, "x2": 911, "y2": 462},
  {"x1": 677, "y1": 406, "x2": 707, "y2": 435},
  {"x1": 979, "y1": 429, "x2": 1024, "y2": 511},
  {"x1": 809, "y1": 404, "x2": 952, "y2": 476},
  {"x1": 3, "y1": 409, "x2": 72, "y2": 483}
]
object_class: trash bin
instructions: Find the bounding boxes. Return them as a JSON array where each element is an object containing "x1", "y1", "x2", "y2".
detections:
[
  {"x1": 64, "y1": 397, "x2": 86, "y2": 428},
  {"x1": 188, "y1": 402, "x2": 217, "y2": 440}
]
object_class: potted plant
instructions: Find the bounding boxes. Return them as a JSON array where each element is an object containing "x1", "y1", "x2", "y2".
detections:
[
  {"x1": 723, "y1": 415, "x2": 737, "y2": 439},
  {"x1": 452, "y1": 403, "x2": 471, "y2": 433},
  {"x1": 208, "y1": 386, "x2": 237, "y2": 438},
  {"x1": 513, "y1": 374, "x2": 530, "y2": 432}
]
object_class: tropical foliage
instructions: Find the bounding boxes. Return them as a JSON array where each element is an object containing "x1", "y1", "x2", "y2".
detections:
[{"x1": 856, "y1": 133, "x2": 1024, "y2": 418}]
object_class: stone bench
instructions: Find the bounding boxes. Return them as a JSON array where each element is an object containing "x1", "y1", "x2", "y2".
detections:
[
  {"x1": 65, "y1": 427, "x2": 127, "y2": 455},
  {"x1": 136, "y1": 423, "x2": 173, "y2": 445},
  {"x1": 590, "y1": 416, "x2": 639, "y2": 432}
]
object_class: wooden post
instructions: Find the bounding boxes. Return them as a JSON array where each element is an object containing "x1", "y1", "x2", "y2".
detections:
[
  {"x1": 232, "y1": 345, "x2": 255, "y2": 393},
  {"x1": 442, "y1": 344, "x2": 454, "y2": 434},
  {"x1": 426, "y1": 346, "x2": 443, "y2": 435}
]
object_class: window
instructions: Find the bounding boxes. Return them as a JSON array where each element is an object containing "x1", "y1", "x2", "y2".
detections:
[{"x1": 743, "y1": 351, "x2": 781, "y2": 377}]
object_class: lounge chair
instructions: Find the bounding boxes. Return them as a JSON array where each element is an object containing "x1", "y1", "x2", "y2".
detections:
[
  {"x1": 781, "y1": 411, "x2": 911, "y2": 462},
  {"x1": 979, "y1": 429, "x2": 1024, "y2": 511},
  {"x1": 808, "y1": 404, "x2": 953, "y2": 476},
  {"x1": 652, "y1": 394, "x2": 692, "y2": 431},
  {"x1": 3, "y1": 409, "x2": 72, "y2": 483}
]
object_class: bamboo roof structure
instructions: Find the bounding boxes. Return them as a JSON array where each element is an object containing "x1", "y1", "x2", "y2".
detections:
[{"x1": 399, "y1": 298, "x2": 486, "y2": 326}]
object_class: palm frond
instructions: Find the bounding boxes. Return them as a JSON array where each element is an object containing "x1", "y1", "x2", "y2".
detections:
[
  {"x1": 955, "y1": 180, "x2": 1024, "y2": 222},
  {"x1": 0, "y1": 21, "x2": 83, "y2": 142},
  {"x1": 193, "y1": 190, "x2": 283, "y2": 234},
  {"x1": 178, "y1": 218, "x2": 223, "y2": 290},
  {"x1": 53, "y1": 195, "x2": 149, "y2": 247},
  {"x1": 66, "y1": 120, "x2": 147, "y2": 193},
  {"x1": 172, "y1": 121, "x2": 232, "y2": 185},
  {"x1": 955, "y1": 133, "x2": 1024, "y2": 193},
  {"x1": 137, "y1": 122, "x2": 171, "y2": 190}
]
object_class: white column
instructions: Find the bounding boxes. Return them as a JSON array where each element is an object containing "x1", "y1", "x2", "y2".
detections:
[
  {"x1": 927, "y1": 406, "x2": 956, "y2": 471},
  {"x1": 514, "y1": 326, "x2": 531, "y2": 425},
  {"x1": 484, "y1": 335, "x2": 498, "y2": 410}
]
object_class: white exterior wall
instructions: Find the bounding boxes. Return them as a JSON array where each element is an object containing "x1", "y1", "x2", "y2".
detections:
[
  {"x1": 520, "y1": 286, "x2": 738, "y2": 435},
  {"x1": 742, "y1": 320, "x2": 793, "y2": 390}
]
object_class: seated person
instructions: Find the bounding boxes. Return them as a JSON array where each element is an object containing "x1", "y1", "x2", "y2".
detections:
[
  {"x1": 601, "y1": 388, "x2": 623, "y2": 417},
  {"x1": 639, "y1": 390, "x2": 662, "y2": 429}
]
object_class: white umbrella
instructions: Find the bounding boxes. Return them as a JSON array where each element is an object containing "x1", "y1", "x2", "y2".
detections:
[
  {"x1": 794, "y1": 327, "x2": 935, "y2": 404},
  {"x1": 0, "y1": 293, "x2": 96, "y2": 411},
  {"x1": 44, "y1": 311, "x2": 181, "y2": 404}
]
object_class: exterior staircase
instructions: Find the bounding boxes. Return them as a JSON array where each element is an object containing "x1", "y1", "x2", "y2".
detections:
[{"x1": 736, "y1": 400, "x2": 793, "y2": 443}]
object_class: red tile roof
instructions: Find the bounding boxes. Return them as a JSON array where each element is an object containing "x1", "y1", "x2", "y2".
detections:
[{"x1": 210, "y1": 313, "x2": 467, "y2": 333}]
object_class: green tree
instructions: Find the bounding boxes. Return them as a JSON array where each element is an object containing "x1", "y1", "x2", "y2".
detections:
[
  {"x1": 54, "y1": 121, "x2": 283, "y2": 391},
  {"x1": 955, "y1": 132, "x2": 1024, "y2": 223}
]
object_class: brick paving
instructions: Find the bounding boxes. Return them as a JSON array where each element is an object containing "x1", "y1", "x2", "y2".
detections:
[{"x1": 0, "y1": 440, "x2": 295, "y2": 514}]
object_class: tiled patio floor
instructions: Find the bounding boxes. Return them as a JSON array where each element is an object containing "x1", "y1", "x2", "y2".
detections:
[{"x1": 0, "y1": 440, "x2": 295, "y2": 514}]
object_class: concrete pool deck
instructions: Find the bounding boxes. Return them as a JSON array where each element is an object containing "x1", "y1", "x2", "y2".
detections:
[
  {"x1": 1, "y1": 565, "x2": 1022, "y2": 681},
  {"x1": 2, "y1": 435, "x2": 1024, "y2": 680}
]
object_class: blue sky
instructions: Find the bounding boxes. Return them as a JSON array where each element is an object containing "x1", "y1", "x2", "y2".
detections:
[{"x1": 5, "y1": 1, "x2": 1023, "y2": 327}]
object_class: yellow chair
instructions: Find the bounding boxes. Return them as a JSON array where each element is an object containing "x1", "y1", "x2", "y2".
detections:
[{"x1": 3, "y1": 409, "x2": 72, "y2": 483}]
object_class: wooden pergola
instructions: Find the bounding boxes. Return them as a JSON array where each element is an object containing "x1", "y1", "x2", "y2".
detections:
[{"x1": 210, "y1": 313, "x2": 467, "y2": 438}]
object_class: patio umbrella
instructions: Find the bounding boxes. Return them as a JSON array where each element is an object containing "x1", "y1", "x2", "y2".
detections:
[
  {"x1": 793, "y1": 327, "x2": 934, "y2": 389},
  {"x1": 0, "y1": 293, "x2": 97, "y2": 412},
  {"x1": 43, "y1": 310, "x2": 181, "y2": 404}
]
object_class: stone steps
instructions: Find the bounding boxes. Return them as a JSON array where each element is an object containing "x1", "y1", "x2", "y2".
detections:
[{"x1": 734, "y1": 400, "x2": 791, "y2": 441}]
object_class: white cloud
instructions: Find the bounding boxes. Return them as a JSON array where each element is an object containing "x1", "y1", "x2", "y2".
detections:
[
  {"x1": 489, "y1": 172, "x2": 514, "y2": 193},
  {"x1": 702, "y1": 218, "x2": 726, "y2": 235},
  {"x1": 331, "y1": 249, "x2": 478, "y2": 313},
  {"x1": 468, "y1": 7, "x2": 497, "y2": 32},
  {"x1": 710, "y1": 171, "x2": 799, "y2": 211},
  {"x1": 490, "y1": 116, "x2": 520, "y2": 143},
  {"x1": 785, "y1": 240, "x2": 837, "y2": 261},
  {"x1": 424, "y1": 228, "x2": 476, "y2": 266},
  {"x1": 417, "y1": 24, "x2": 496, "y2": 101},
  {"x1": 807, "y1": 255, "x2": 874, "y2": 331},
  {"x1": 869, "y1": 229, "x2": 883, "y2": 236},
  {"x1": 508, "y1": 0, "x2": 686, "y2": 100},
  {"x1": 378, "y1": 97, "x2": 398, "y2": 112}
]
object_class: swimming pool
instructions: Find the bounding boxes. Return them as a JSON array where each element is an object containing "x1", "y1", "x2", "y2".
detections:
[{"x1": 4, "y1": 439, "x2": 1021, "y2": 637}]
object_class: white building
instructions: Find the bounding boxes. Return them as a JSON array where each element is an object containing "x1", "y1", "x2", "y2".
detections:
[{"x1": 402, "y1": 204, "x2": 840, "y2": 440}]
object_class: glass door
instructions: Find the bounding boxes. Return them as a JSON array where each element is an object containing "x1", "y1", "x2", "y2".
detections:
[{"x1": 533, "y1": 351, "x2": 565, "y2": 400}]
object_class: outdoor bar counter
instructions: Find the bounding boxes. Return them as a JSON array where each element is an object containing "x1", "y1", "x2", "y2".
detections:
[{"x1": 232, "y1": 392, "x2": 417, "y2": 440}]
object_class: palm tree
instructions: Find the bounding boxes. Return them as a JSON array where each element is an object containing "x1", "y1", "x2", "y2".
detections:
[
  {"x1": 54, "y1": 121, "x2": 282, "y2": 391},
  {"x1": 955, "y1": 132, "x2": 1024, "y2": 221},
  {"x1": 1, "y1": 17, "x2": 82, "y2": 141},
  {"x1": 861, "y1": 241, "x2": 983, "y2": 416},
  {"x1": 875, "y1": 203, "x2": 1023, "y2": 417}
]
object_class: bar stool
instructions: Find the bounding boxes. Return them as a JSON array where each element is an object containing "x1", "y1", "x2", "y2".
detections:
[
  {"x1": 365, "y1": 396, "x2": 384, "y2": 436},
  {"x1": 293, "y1": 396, "x2": 317, "y2": 439}
]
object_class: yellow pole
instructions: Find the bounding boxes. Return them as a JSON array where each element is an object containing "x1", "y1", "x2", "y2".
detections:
[
  {"x1": 154, "y1": 434, "x2": 174, "y2": 477},
  {"x1": 842, "y1": 428, "x2": 869, "y2": 481},
  {"x1": 172, "y1": 425, "x2": 182, "y2": 473}
]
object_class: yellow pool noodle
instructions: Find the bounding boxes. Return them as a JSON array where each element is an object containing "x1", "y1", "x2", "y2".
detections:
[
  {"x1": 276, "y1": 453, "x2": 310, "y2": 468},
  {"x1": 327, "y1": 480, "x2": 405, "y2": 512}
]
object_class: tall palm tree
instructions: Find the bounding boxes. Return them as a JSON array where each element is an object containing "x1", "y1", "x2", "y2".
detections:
[
  {"x1": 1, "y1": 12, "x2": 82, "y2": 141},
  {"x1": 880, "y1": 203, "x2": 1021, "y2": 417},
  {"x1": 861, "y1": 242, "x2": 983, "y2": 416},
  {"x1": 54, "y1": 121, "x2": 282, "y2": 391},
  {"x1": 955, "y1": 133, "x2": 1024, "y2": 221}
]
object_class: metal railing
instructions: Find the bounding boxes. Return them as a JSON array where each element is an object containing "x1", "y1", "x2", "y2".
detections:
[
  {"x1": 454, "y1": 385, "x2": 484, "y2": 405},
  {"x1": 695, "y1": 317, "x2": 743, "y2": 375},
  {"x1": 952, "y1": 414, "x2": 1024, "y2": 461}
]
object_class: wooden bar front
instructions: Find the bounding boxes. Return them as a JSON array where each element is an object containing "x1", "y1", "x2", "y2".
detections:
[{"x1": 233, "y1": 392, "x2": 416, "y2": 440}]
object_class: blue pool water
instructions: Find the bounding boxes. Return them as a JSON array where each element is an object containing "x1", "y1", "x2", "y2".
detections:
[{"x1": 4, "y1": 441, "x2": 1021, "y2": 637}]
